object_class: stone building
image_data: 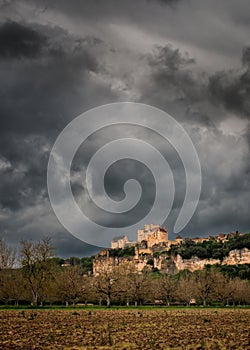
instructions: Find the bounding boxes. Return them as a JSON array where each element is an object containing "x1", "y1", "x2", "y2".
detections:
[
  {"x1": 137, "y1": 224, "x2": 169, "y2": 254},
  {"x1": 111, "y1": 235, "x2": 136, "y2": 249},
  {"x1": 111, "y1": 235, "x2": 129, "y2": 249},
  {"x1": 138, "y1": 224, "x2": 167, "y2": 243}
]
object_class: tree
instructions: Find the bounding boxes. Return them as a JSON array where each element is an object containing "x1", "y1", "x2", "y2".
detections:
[
  {"x1": 0, "y1": 269, "x2": 26, "y2": 305},
  {"x1": 0, "y1": 239, "x2": 16, "y2": 270},
  {"x1": 193, "y1": 269, "x2": 215, "y2": 306},
  {"x1": 229, "y1": 278, "x2": 250, "y2": 306},
  {"x1": 94, "y1": 268, "x2": 120, "y2": 307},
  {"x1": 176, "y1": 271, "x2": 196, "y2": 306},
  {"x1": 113, "y1": 263, "x2": 141, "y2": 306},
  {"x1": 55, "y1": 265, "x2": 87, "y2": 306},
  {"x1": 234, "y1": 279, "x2": 250, "y2": 305},
  {"x1": 80, "y1": 256, "x2": 94, "y2": 274},
  {"x1": 68, "y1": 257, "x2": 81, "y2": 266},
  {"x1": 0, "y1": 240, "x2": 20, "y2": 305},
  {"x1": 158, "y1": 274, "x2": 177, "y2": 306},
  {"x1": 127, "y1": 270, "x2": 152, "y2": 306},
  {"x1": 20, "y1": 237, "x2": 55, "y2": 306},
  {"x1": 213, "y1": 270, "x2": 229, "y2": 305}
]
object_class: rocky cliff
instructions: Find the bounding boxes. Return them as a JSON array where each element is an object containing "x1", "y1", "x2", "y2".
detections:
[
  {"x1": 173, "y1": 248, "x2": 250, "y2": 272},
  {"x1": 93, "y1": 248, "x2": 250, "y2": 276}
]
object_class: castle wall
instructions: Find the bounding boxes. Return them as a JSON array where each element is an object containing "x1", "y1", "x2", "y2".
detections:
[
  {"x1": 147, "y1": 230, "x2": 168, "y2": 248},
  {"x1": 137, "y1": 225, "x2": 169, "y2": 247}
]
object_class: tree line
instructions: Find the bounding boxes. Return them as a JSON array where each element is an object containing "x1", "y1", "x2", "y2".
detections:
[{"x1": 0, "y1": 238, "x2": 249, "y2": 307}]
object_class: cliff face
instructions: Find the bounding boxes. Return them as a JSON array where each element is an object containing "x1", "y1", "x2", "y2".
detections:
[
  {"x1": 93, "y1": 248, "x2": 250, "y2": 276},
  {"x1": 222, "y1": 248, "x2": 250, "y2": 265},
  {"x1": 172, "y1": 248, "x2": 250, "y2": 272},
  {"x1": 93, "y1": 255, "x2": 145, "y2": 276},
  {"x1": 173, "y1": 255, "x2": 221, "y2": 272}
]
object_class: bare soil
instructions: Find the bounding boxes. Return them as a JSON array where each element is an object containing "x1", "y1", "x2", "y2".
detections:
[{"x1": 0, "y1": 308, "x2": 249, "y2": 349}]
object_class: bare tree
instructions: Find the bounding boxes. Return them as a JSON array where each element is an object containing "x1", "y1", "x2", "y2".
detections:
[
  {"x1": 112, "y1": 263, "x2": 139, "y2": 306},
  {"x1": 176, "y1": 271, "x2": 196, "y2": 306},
  {"x1": 0, "y1": 239, "x2": 16, "y2": 270},
  {"x1": 0, "y1": 239, "x2": 19, "y2": 304},
  {"x1": 193, "y1": 269, "x2": 215, "y2": 306},
  {"x1": 213, "y1": 271, "x2": 229, "y2": 305},
  {"x1": 55, "y1": 265, "x2": 86, "y2": 306},
  {"x1": 158, "y1": 274, "x2": 177, "y2": 306},
  {"x1": 234, "y1": 279, "x2": 250, "y2": 305},
  {"x1": 229, "y1": 278, "x2": 250, "y2": 306},
  {"x1": 94, "y1": 268, "x2": 120, "y2": 307},
  {"x1": 127, "y1": 270, "x2": 152, "y2": 306},
  {"x1": 20, "y1": 237, "x2": 55, "y2": 306}
]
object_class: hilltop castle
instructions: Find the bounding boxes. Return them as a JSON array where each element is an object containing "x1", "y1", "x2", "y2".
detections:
[
  {"x1": 111, "y1": 224, "x2": 182, "y2": 254},
  {"x1": 93, "y1": 225, "x2": 249, "y2": 277}
]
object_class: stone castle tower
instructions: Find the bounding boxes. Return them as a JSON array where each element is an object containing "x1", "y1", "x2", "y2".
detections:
[{"x1": 137, "y1": 224, "x2": 168, "y2": 248}]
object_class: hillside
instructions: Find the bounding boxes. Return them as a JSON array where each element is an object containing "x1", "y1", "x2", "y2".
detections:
[
  {"x1": 93, "y1": 232, "x2": 250, "y2": 276},
  {"x1": 163, "y1": 232, "x2": 250, "y2": 260}
]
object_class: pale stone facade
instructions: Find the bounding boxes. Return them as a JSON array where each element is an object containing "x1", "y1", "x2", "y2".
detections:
[
  {"x1": 111, "y1": 235, "x2": 128, "y2": 249},
  {"x1": 147, "y1": 229, "x2": 168, "y2": 248},
  {"x1": 138, "y1": 224, "x2": 167, "y2": 243},
  {"x1": 137, "y1": 224, "x2": 169, "y2": 254}
]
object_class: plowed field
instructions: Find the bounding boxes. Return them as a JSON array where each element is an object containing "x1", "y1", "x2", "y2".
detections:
[{"x1": 0, "y1": 308, "x2": 249, "y2": 349}]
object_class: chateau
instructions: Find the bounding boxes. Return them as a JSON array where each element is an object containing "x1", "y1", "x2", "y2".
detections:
[
  {"x1": 93, "y1": 224, "x2": 250, "y2": 276},
  {"x1": 111, "y1": 224, "x2": 182, "y2": 254}
]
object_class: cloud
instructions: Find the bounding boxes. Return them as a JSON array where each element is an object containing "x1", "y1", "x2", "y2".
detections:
[
  {"x1": 0, "y1": 21, "x2": 47, "y2": 59},
  {"x1": 0, "y1": 19, "x2": 118, "y2": 252},
  {"x1": 0, "y1": 0, "x2": 249, "y2": 255},
  {"x1": 136, "y1": 41, "x2": 250, "y2": 237},
  {"x1": 208, "y1": 48, "x2": 250, "y2": 119}
]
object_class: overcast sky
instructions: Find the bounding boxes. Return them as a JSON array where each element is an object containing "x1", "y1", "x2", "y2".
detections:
[{"x1": 0, "y1": 0, "x2": 249, "y2": 257}]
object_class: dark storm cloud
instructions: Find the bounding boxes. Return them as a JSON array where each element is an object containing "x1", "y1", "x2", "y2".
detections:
[
  {"x1": 0, "y1": 21, "x2": 47, "y2": 59},
  {"x1": 148, "y1": 45, "x2": 195, "y2": 70},
  {"x1": 0, "y1": 0, "x2": 249, "y2": 255},
  {"x1": 0, "y1": 17, "x2": 118, "y2": 253},
  {"x1": 145, "y1": 44, "x2": 200, "y2": 104},
  {"x1": 209, "y1": 47, "x2": 250, "y2": 119},
  {"x1": 0, "y1": 134, "x2": 49, "y2": 211},
  {"x1": 69, "y1": 123, "x2": 187, "y2": 239},
  {"x1": 0, "y1": 22, "x2": 104, "y2": 135},
  {"x1": 0, "y1": 20, "x2": 112, "y2": 214},
  {"x1": 139, "y1": 41, "x2": 250, "y2": 237},
  {"x1": 143, "y1": 43, "x2": 250, "y2": 127},
  {"x1": 140, "y1": 44, "x2": 209, "y2": 127},
  {"x1": 242, "y1": 47, "x2": 250, "y2": 68}
]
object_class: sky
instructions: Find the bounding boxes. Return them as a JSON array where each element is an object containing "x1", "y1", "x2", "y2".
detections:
[{"x1": 0, "y1": 0, "x2": 249, "y2": 257}]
